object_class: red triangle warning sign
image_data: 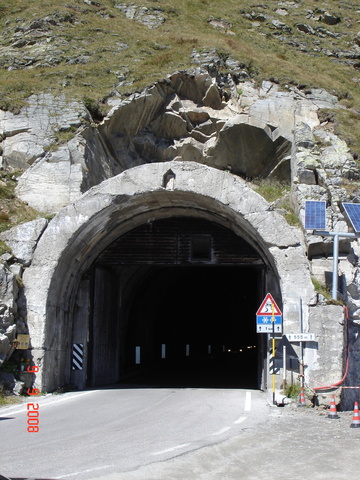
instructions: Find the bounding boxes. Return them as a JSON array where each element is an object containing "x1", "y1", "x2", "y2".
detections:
[{"x1": 256, "y1": 293, "x2": 282, "y2": 316}]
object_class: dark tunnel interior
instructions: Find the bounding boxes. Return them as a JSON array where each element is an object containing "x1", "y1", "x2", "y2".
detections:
[
  {"x1": 121, "y1": 266, "x2": 264, "y2": 389},
  {"x1": 89, "y1": 217, "x2": 268, "y2": 390}
]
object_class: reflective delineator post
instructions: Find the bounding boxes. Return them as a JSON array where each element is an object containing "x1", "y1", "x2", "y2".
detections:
[{"x1": 135, "y1": 346, "x2": 141, "y2": 365}]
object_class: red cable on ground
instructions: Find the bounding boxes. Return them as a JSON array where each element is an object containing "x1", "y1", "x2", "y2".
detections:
[{"x1": 313, "y1": 306, "x2": 350, "y2": 391}]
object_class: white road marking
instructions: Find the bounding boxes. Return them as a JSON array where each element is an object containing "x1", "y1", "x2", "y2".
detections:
[
  {"x1": 0, "y1": 390, "x2": 95, "y2": 417},
  {"x1": 151, "y1": 443, "x2": 191, "y2": 456},
  {"x1": 244, "y1": 391, "x2": 252, "y2": 411},
  {"x1": 211, "y1": 426, "x2": 231, "y2": 436},
  {"x1": 54, "y1": 465, "x2": 113, "y2": 478},
  {"x1": 234, "y1": 416, "x2": 247, "y2": 425}
]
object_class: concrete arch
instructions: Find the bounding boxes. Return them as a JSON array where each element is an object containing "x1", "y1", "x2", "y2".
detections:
[{"x1": 23, "y1": 161, "x2": 315, "y2": 391}]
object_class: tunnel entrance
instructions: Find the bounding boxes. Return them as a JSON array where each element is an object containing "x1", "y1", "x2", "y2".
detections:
[
  {"x1": 87, "y1": 217, "x2": 267, "y2": 389},
  {"x1": 124, "y1": 265, "x2": 262, "y2": 388}
]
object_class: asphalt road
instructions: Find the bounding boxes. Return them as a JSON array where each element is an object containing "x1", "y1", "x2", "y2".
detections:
[
  {"x1": 0, "y1": 386, "x2": 269, "y2": 480},
  {"x1": 93, "y1": 403, "x2": 360, "y2": 480}
]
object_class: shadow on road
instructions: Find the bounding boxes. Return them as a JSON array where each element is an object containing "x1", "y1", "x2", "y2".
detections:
[{"x1": 1, "y1": 476, "x2": 56, "y2": 480}]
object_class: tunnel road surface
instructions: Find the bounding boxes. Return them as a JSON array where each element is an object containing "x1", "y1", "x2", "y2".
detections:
[{"x1": 0, "y1": 386, "x2": 269, "y2": 480}]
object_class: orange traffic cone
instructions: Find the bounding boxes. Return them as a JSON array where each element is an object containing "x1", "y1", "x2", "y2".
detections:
[
  {"x1": 328, "y1": 395, "x2": 340, "y2": 419},
  {"x1": 350, "y1": 401, "x2": 360, "y2": 428},
  {"x1": 298, "y1": 387, "x2": 306, "y2": 407}
]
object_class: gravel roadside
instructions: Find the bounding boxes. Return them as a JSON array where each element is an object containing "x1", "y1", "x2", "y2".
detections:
[{"x1": 93, "y1": 403, "x2": 360, "y2": 480}]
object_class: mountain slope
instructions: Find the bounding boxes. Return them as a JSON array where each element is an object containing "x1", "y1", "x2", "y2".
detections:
[{"x1": 0, "y1": 1, "x2": 359, "y2": 110}]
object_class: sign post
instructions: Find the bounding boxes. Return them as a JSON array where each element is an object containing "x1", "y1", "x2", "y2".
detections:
[
  {"x1": 256, "y1": 293, "x2": 282, "y2": 405},
  {"x1": 271, "y1": 302, "x2": 276, "y2": 405}
]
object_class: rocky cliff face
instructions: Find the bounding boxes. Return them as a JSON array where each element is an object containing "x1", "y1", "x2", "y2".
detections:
[
  {"x1": 4, "y1": 70, "x2": 356, "y2": 216},
  {"x1": 0, "y1": 67, "x2": 359, "y2": 406}
]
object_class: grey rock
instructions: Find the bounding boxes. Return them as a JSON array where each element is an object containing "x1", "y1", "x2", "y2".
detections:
[
  {"x1": 297, "y1": 23, "x2": 315, "y2": 35},
  {"x1": 208, "y1": 17, "x2": 232, "y2": 30},
  {"x1": 320, "y1": 12, "x2": 341, "y2": 25},
  {"x1": 0, "y1": 263, "x2": 18, "y2": 330},
  {"x1": 0, "y1": 94, "x2": 87, "y2": 169},
  {"x1": 16, "y1": 151, "x2": 84, "y2": 214},
  {"x1": 114, "y1": 3, "x2": 165, "y2": 28},
  {"x1": 241, "y1": 11, "x2": 268, "y2": 22},
  {"x1": 0, "y1": 324, "x2": 16, "y2": 368},
  {"x1": 13, "y1": 380, "x2": 25, "y2": 395},
  {"x1": 271, "y1": 19, "x2": 291, "y2": 32},
  {"x1": 3, "y1": 132, "x2": 45, "y2": 169},
  {"x1": 0, "y1": 218, "x2": 48, "y2": 266},
  {"x1": 204, "y1": 115, "x2": 291, "y2": 178},
  {"x1": 202, "y1": 82, "x2": 223, "y2": 110},
  {"x1": 10, "y1": 72, "x2": 340, "y2": 215},
  {"x1": 150, "y1": 112, "x2": 189, "y2": 139},
  {"x1": 294, "y1": 122, "x2": 315, "y2": 149}
]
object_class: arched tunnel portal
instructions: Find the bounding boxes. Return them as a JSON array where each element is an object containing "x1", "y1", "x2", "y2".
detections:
[{"x1": 24, "y1": 161, "x2": 311, "y2": 393}]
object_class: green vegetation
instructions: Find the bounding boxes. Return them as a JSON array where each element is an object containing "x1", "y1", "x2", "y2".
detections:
[
  {"x1": 0, "y1": 171, "x2": 41, "y2": 232},
  {"x1": 0, "y1": 0, "x2": 358, "y2": 120},
  {"x1": 251, "y1": 178, "x2": 290, "y2": 203},
  {"x1": 0, "y1": 240, "x2": 10, "y2": 255},
  {"x1": 0, "y1": 392, "x2": 22, "y2": 407},
  {"x1": 283, "y1": 382, "x2": 301, "y2": 399},
  {"x1": 312, "y1": 275, "x2": 330, "y2": 296},
  {"x1": 311, "y1": 276, "x2": 332, "y2": 301},
  {"x1": 250, "y1": 178, "x2": 302, "y2": 226},
  {"x1": 311, "y1": 276, "x2": 345, "y2": 305},
  {"x1": 330, "y1": 109, "x2": 360, "y2": 158},
  {"x1": 284, "y1": 212, "x2": 301, "y2": 227}
]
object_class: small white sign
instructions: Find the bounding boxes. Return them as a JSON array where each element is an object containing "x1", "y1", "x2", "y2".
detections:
[
  {"x1": 286, "y1": 333, "x2": 316, "y2": 342},
  {"x1": 257, "y1": 324, "x2": 282, "y2": 333}
]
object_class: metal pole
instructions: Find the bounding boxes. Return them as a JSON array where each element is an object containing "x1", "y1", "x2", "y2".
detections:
[
  {"x1": 299, "y1": 297, "x2": 304, "y2": 389},
  {"x1": 271, "y1": 302, "x2": 276, "y2": 405},
  {"x1": 283, "y1": 345, "x2": 286, "y2": 388},
  {"x1": 314, "y1": 230, "x2": 358, "y2": 300},
  {"x1": 332, "y1": 234, "x2": 339, "y2": 300}
]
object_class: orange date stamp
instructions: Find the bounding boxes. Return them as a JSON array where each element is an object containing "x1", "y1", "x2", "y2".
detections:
[{"x1": 26, "y1": 365, "x2": 40, "y2": 432}]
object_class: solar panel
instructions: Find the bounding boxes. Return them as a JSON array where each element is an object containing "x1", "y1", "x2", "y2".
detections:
[
  {"x1": 342, "y1": 203, "x2": 360, "y2": 232},
  {"x1": 304, "y1": 201, "x2": 326, "y2": 230}
]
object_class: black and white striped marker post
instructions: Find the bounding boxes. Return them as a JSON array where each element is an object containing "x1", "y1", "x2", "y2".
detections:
[{"x1": 72, "y1": 343, "x2": 84, "y2": 370}]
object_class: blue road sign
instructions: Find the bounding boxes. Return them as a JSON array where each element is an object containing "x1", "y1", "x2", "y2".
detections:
[
  {"x1": 256, "y1": 315, "x2": 283, "y2": 333},
  {"x1": 256, "y1": 315, "x2": 282, "y2": 325}
]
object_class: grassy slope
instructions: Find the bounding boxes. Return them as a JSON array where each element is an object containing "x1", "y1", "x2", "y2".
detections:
[{"x1": 0, "y1": 0, "x2": 359, "y2": 107}]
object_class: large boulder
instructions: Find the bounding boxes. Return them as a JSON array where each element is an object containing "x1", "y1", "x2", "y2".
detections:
[{"x1": 205, "y1": 115, "x2": 291, "y2": 178}]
